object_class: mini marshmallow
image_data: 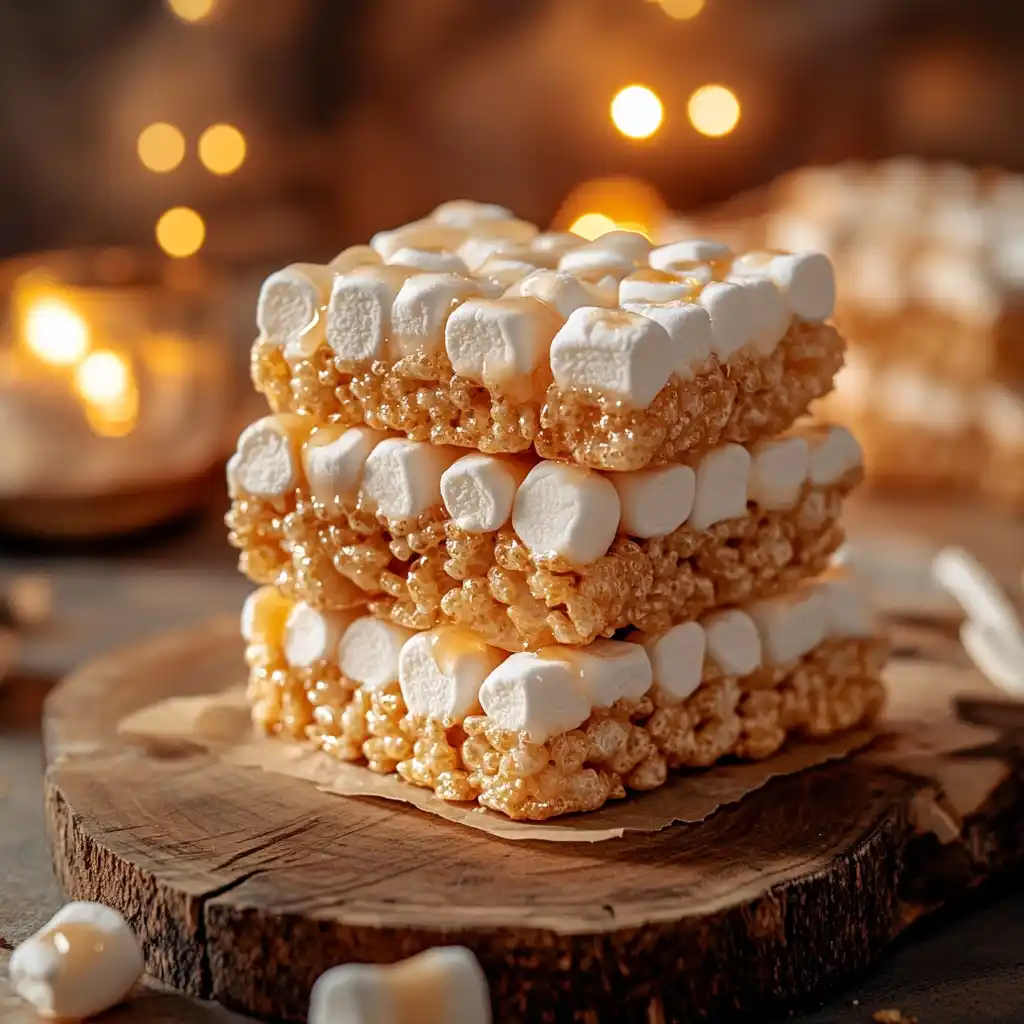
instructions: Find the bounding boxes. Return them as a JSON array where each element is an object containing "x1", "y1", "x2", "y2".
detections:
[
  {"x1": 479, "y1": 652, "x2": 591, "y2": 743},
  {"x1": 257, "y1": 263, "x2": 333, "y2": 343},
  {"x1": 512, "y1": 461, "x2": 621, "y2": 566},
  {"x1": 549, "y1": 307, "x2": 674, "y2": 407},
  {"x1": 458, "y1": 237, "x2": 524, "y2": 273},
  {"x1": 636, "y1": 621, "x2": 706, "y2": 702},
  {"x1": 558, "y1": 245, "x2": 637, "y2": 282},
  {"x1": 230, "y1": 414, "x2": 307, "y2": 499},
  {"x1": 624, "y1": 300, "x2": 713, "y2": 379},
  {"x1": 698, "y1": 281, "x2": 759, "y2": 360},
  {"x1": 610, "y1": 463, "x2": 695, "y2": 538},
  {"x1": 327, "y1": 265, "x2": 412, "y2": 363},
  {"x1": 746, "y1": 586, "x2": 828, "y2": 665},
  {"x1": 388, "y1": 247, "x2": 470, "y2": 275},
  {"x1": 329, "y1": 245, "x2": 382, "y2": 273},
  {"x1": 702, "y1": 609, "x2": 762, "y2": 676},
  {"x1": 558, "y1": 639, "x2": 653, "y2": 707},
  {"x1": 687, "y1": 444, "x2": 751, "y2": 530},
  {"x1": 440, "y1": 453, "x2": 530, "y2": 533},
  {"x1": 284, "y1": 603, "x2": 362, "y2": 667},
  {"x1": 531, "y1": 231, "x2": 587, "y2": 259},
  {"x1": 465, "y1": 217, "x2": 538, "y2": 244},
  {"x1": 431, "y1": 198, "x2": 515, "y2": 227},
  {"x1": 474, "y1": 257, "x2": 539, "y2": 288},
  {"x1": 649, "y1": 239, "x2": 731, "y2": 270},
  {"x1": 618, "y1": 270, "x2": 695, "y2": 305},
  {"x1": 592, "y1": 229, "x2": 652, "y2": 262},
  {"x1": 505, "y1": 269, "x2": 615, "y2": 317},
  {"x1": 370, "y1": 221, "x2": 466, "y2": 261},
  {"x1": 339, "y1": 616, "x2": 416, "y2": 690},
  {"x1": 735, "y1": 277, "x2": 790, "y2": 354},
  {"x1": 766, "y1": 252, "x2": 836, "y2": 321},
  {"x1": 241, "y1": 586, "x2": 292, "y2": 647},
  {"x1": 445, "y1": 297, "x2": 562, "y2": 387},
  {"x1": 818, "y1": 572, "x2": 877, "y2": 638},
  {"x1": 800, "y1": 424, "x2": 863, "y2": 485},
  {"x1": 391, "y1": 273, "x2": 482, "y2": 358},
  {"x1": 11, "y1": 902, "x2": 144, "y2": 1021},
  {"x1": 302, "y1": 424, "x2": 383, "y2": 506},
  {"x1": 361, "y1": 439, "x2": 461, "y2": 520},
  {"x1": 399, "y1": 627, "x2": 506, "y2": 722},
  {"x1": 309, "y1": 946, "x2": 491, "y2": 1024},
  {"x1": 747, "y1": 435, "x2": 809, "y2": 510}
]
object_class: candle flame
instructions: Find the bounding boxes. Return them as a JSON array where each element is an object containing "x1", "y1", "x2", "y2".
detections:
[
  {"x1": 73, "y1": 350, "x2": 140, "y2": 437},
  {"x1": 24, "y1": 298, "x2": 90, "y2": 366}
]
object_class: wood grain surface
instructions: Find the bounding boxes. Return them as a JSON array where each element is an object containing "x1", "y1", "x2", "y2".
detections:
[{"x1": 40, "y1": 612, "x2": 1024, "y2": 1024}]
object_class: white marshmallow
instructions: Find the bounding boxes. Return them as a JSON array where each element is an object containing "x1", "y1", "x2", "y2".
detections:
[
  {"x1": 388, "y1": 247, "x2": 470, "y2": 275},
  {"x1": 474, "y1": 257, "x2": 539, "y2": 288},
  {"x1": 257, "y1": 263, "x2": 333, "y2": 342},
  {"x1": 687, "y1": 444, "x2": 751, "y2": 530},
  {"x1": 339, "y1": 616, "x2": 416, "y2": 690},
  {"x1": 549, "y1": 307, "x2": 674, "y2": 408},
  {"x1": 558, "y1": 639, "x2": 653, "y2": 707},
  {"x1": 698, "y1": 281, "x2": 759, "y2": 360},
  {"x1": 328, "y1": 245, "x2": 382, "y2": 273},
  {"x1": 284, "y1": 603, "x2": 362, "y2": 667},
  {"x1": 618, "y1": 271, "x2": 695, "y2": 305},
  {"x1": 361, "y1": 439, "x2": 461, "y2": 521},
  {"x1": 445, "y1": 297, "x2": 562, "y2": 387},
  {"x1": 302, "y1": 425, "x2": 383, "y2": 506},
  {"x1": 458, "y1": 237, "x2": 522, "y2": 273},
  {"x1": 10, "y1": 902, "x2": 144, "y2": 1021},
  {"x1": 399, "y1": 628, "x2": 505, "y2": 722},
  {"x1": 370, "y1": 221, "x2": 466, "y2": 261},
  {"x1": 818, "y1": 573, "x2": 877, "y2": 638},
  {"x1": 505, "y1": 269, "x2": 615, "y2": 317},
  {"x1": 702, "y1": 609, "x2": 762, "y2": 676},
  {"x1": 800, "y1": 424, "x2": 863, "y2": 485},
  {"x1": 747, "y1": 586, "x2": 828, "y2": 665},
  {"x1": 512, "y1": 461, "x2": 621, "y2": 566},
  {"x1": 649, "y1": 239, "x2": 731, "y2": 270},
  {"x1": 729, "y1": 251, "x2": 775, "y2": 278},
  {"x1": 767, "y1": 252, "x2": 836, "y2": 321},
  {"x1": 558, "y1": 245, "x2": 637, "y2": 281},
  {"x1": 391, "y1": 273, "x2": 482, "y2": 359},
  {"x1": 479, "y1": 652, "x2": 591, "y2": 742},
  {"x1": 610, "y1": 463, "x2": 695, "y2": 538},
  {"x1": 229, "y1": 414, "x2": 306, "y2": 499},
  {"x1": 431, "y1": 198, "x2": 515, "y2": 227},
  {"x1": 636, "y1": 622, "x2": 706, "y2": 702},
  {"x1": 531, "y1": 231, "x2": 587, "y2": 259},
  {"x1": 241, "y1": 586, "x2": 292, "y2": 647},
  {"x1": 747, "y1": 436, "x2": 809, "y2": 510},
  {"x1": 440, "y1": 453, "x2": 530, "y2": 533},
  {"x1": 624, "y1": 301, "x2": 713, "y2": 379},
  {"x1": 465, "y1": 217, "x2": 538, "y2": 244},
  {"x1": 735, "y1": 277, "x2": 790, "y2": 354},
  {"x1": 592, "y1": 229, "x2": 652, "y2": 262},
  {"x1": 309, "y1": 946, "x2": 490, "y2": 1024},
  {"x1": 327, "y1": 265, "x2": 411, "y2": 363}
]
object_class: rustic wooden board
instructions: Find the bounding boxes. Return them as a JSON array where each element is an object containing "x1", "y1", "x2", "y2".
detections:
[{"x1": 41, "y1": 616, "x2": 1024, "y2": 1024}]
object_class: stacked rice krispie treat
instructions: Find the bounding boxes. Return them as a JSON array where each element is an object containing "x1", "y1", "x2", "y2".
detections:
[
  {"x1": 227, "y1": 200, "x2": 886, "y2": 820},
  {"x1": 765, "y1": 159, "x2": 1024, "y2": 509}
]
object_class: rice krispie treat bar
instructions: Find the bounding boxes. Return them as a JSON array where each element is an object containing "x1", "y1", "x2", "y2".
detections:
[
  {"x1": 243, "y1": 571, "x2": 886, "y2": 821},
  {"x1": 227, "y1": 413, "x2": 862, "y2": 650},
  {"x1": 250, "y1": 201, "x2": 843, "y2": 471}
]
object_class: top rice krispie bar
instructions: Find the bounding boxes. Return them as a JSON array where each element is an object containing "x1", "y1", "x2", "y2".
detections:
[{"x1": 251, "y1": 201, "x2": 843, "y2": 471}]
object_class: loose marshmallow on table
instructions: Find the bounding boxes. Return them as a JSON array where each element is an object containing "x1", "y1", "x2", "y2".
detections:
[
  {"x1": 309, "y1": 946, "x2": 491, "y2": 1024},
  {"x1": 746, "y1": 585, "x2": 828, "y2": 665},
  {"x1": 445, "y1": 297, "x2": 562, "y2": 387},
  {"x1": 687, "y1": 443, "x2": 751, "y2": 531},
  {"x1": 797, "y1": 424, "x2": 863, "y2": 485},
  {"x1": 479, "y1": 652, "x2": 592, "y2": 743},
  {"x1": 618, "y1": 270, "x2": 696, "y2": 305},
  {"x1": 339, "y1": 616, "x2": 415, "y2": 690},
  {"x1": 505, "y1": 269, "x2": 615, "y2": 318},
  {"x1": 361, "y1": 438, "x2": 461, "y2": 521},
  {"x1": 512, "y1": 461, "x2": 621, "y2": 565},
  {"x1": 549, "y1": 307, "x2": 674, "y2": 408},
  {"x1": 284, "y1": 603, "x2": 363, "y2": 668},
  {"x1": 430, "y1": 198, "x2": 514, "y2": 227},
  {"x1": 387, "y1": 247, "x2": 470, "y2": 275},
  {"x1": 241, "y1": 585, "x2": 293, "y2": 647},
  {"x1": 558, "y1": 244, "x2": 638, "y2": 282},
  {"x1": 747, "y1": 435, "x2": 809, "y2": 510},
  {"x1": 623, "y1": 300, "x2": 713, "y2": 380},
  {"x1": 391, "y1": 273, "x2": 482, "y2": 359},
  {"x1": 610, "y1": 463, "x2": 695, "y2": 538},
  {"x1": 10, "y1": 902, "x2": 144, "y2": 1020},
  {"x1": 818, "y1": 571, "x2": 877, "y2": 638},
  {"x1": 302, "y1": 425, "x2": 384, "y2": 506},
  {"x1": 558, "y1": 639, "x2": 653, "y2": 707},
  {"x1": 702, "y1": 609, "x2": 762, "y2": 676},
  {"x1": 649, "y1": 239, "x2": 731, "y2": 270},
  {"x1": 370, "y1": 221, "x2": 467, "y2": 262},
  {"x1": 399, "y1": 627, "x2": 506, "y2": 722},
  {"x1": 440, "y1": 453, "x2": 530, "y2": 533},
  {"x1": 329, "y1": 245, "x2": 382, "y2": 274},
  {"x1": 257, "y1": 263, "x2": 333, "y2": 343},
  {"x1": 327, "y1": 265, "x2": 412, "y2": 363},
  {"x1": 229, "y1": 414, "x2": 307, "y2": 499},
  {"x1": 635, "y1": 622, "x2": 706, "y2": 702}
]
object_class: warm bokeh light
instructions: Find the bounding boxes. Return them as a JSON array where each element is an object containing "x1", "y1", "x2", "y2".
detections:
[
  {"x1": 74, "y1": 351, "x2": 140, "y2": 438},
  {"x1": 166, "y1": 0, "x2": 215, "y2": 23},
  {"x1": 654, "y1": 0, "x2": 706, "y2": 19},
  {"x1": 156, "y1": 207, "x2": 206, "y2": 258},
  {"x1": 23, "y1": 298, "x2": 90, "y2": 366},
  {"x1": 137, "y1": 122, "x2": 186, "y2": 173},
  {"x1": 569, "y1": 212, "x2": 617, "y2": 241},
  {"x1": 611, "y1": 85, "x2": 664, "y2": 140},
  {"x1": 687, "y1": 84, "x2": 741, "y2": 137},
  {"x1": 198, "y1": 124, "x2": 247, "y2": 175},
  {"x1": 555, "y1": 177, "x2": 668, "y2": 242}
]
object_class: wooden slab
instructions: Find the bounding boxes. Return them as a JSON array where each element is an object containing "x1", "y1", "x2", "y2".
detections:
[{"x1": 41, "y1": 617, "x2": 1024, "y2": 1024}]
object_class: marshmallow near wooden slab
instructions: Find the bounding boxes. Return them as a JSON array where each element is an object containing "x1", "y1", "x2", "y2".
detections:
[
  {"x1": 747, "y1": 435, "x2": 809, "y2": 510},
  {"x1": 635, "y1": 621, "x2": 706, "y2": 702},
  {"x1": 257, "y1": 263, "x2": 333, "y2": 343},
  {"x1": 361, "y1": 439, "x2": 461, "y2": 521},
  {"x1": 327, "y1": 265, "x2": 413, "y2": 364},
  {"x1": 622, "y1": 300, "x2": 713, "y2": 380},
  {"x1": 505, "y1": 269, "x2": 615, "y2": 317},
  {"x1": 303, "y1": 425, "x2": 384, "y2": 508},
  {"x1": 10, "y1": 902, "x2": 144, "y2": 1020},
  {"x1": 512, "y1": 461, "x2": 621, "y2": 566},
  {"x1": 440, "y1": 453, "x2": 530, "y2": 533},
  {"x1": 390, "y1": 273, "x2": 482, "y2": 359},
  {"x1": 747, "y1": 585, "x2": 828, "y2": 665},
  {"x1": 309, "y1": 946, "x2": 491, "y2": 1024},
  {"x1": 610, "y1": 462, "x2": 695, "y2": 538},
  {"x1": 241, "y1": 585, "x2": 292, "y2": 647},
  {"x1": 284, "y1": 604, "x2": 364, "y2": 668},
  {"x1": 399, "y1": 627, "x2": 505, "y2": 722},
  {"x1": 229, "y1": 413, "x2": 308, "y2": 499},
  {"x1": 339, "y1": 616, "x2": 415, "y2": 690},
  {"x1": 702, "y1": 609, "x2": 762, "y2": 676}
]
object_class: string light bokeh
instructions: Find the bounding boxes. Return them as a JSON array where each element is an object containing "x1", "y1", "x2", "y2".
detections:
[
  {"x1": 137, "y1": 123, "x2": 186, "y2": 173},
  {"x1": 198, "y1": 124, "x2": 247, "y2": 176},
  {"x1": 155, "y1": 207, "x2": 206, "y2": 257},
  {"x1": 611, "y1": 85, "x2": 664, "y2": 140},
  {"x1": 166, "y1": 0, "x2": 216, "y2": 24},
  {"x1": 688, "y1": 84, "x2": 741, "y2": 137}
]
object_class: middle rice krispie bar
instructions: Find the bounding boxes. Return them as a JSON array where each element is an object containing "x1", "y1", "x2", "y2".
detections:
[
  {"x1": 243, "y1": 572, "x2": 886, "y2": 821},
  {"x1": 226, "y1": 413, "x2": 862, "y2": 650},
  {"x1": 250, "y1": 201, "x2": 843, "y2": 471}
]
